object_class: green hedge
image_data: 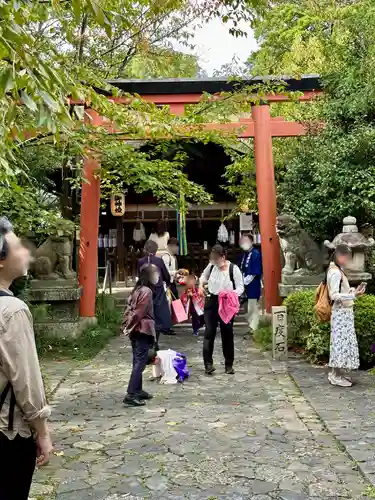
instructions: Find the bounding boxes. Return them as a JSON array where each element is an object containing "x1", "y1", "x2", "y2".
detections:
[{"x1": 283, "y1": 291, "x2": 375, "y2": 367}]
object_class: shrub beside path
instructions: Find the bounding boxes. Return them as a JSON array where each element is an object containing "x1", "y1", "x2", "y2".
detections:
[{"x1": 31, "y1": 328, "x2": 370, "y2": 500}]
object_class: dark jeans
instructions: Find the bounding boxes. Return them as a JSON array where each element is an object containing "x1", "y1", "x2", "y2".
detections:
[
  {"x1": 203, "y1": 295, "x2": 234, "y2": 369},
  {"x1": 0, "y1": 433, "x2": 36, "y2": 500},
  {"x1": 127, "y1": 333, "x2": 152, "y2": 395}
]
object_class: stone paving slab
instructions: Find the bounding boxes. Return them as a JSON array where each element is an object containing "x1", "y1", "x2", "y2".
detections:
[
  {"x1": 41, "y1": 359, "x2": 80, "y2": 397},
  {"x1": 31, "y1": 329, "x2": 370, "y2": 500},
  {"x1": 289, "y1": 357, "x2": 375, "y2": 489}
]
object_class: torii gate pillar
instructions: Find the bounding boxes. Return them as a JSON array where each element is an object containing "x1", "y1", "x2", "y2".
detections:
[
  {"x1": 252, "y1": 104, "x2": 281, "y2": 312},
  {"x1": 79, "y1": 109, "x2": 102, "y2": 318}
]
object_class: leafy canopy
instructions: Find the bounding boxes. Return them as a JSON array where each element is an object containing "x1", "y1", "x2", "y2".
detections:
[
  {"x1": 242, "y1": 0, "x2": 375, "y2": 240},
  {"x1": 0, "y1": 0, "x2": 273, "y2": 233}
]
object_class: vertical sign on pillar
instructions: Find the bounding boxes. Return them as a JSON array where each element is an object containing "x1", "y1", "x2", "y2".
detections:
[
  {"x1": 79, "y1": 108, "x2": 102, "y2": 318},
  {"x1": 272, "y1": 306, "x2": 288, "y2": 360},
  {"x1": 252, "y1": 104, "x2": 282, "y2": 312}
]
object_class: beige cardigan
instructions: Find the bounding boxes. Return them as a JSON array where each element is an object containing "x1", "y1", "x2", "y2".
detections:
[{"x1": 327, "y1": 263, "x2": 355, "y2": 308}]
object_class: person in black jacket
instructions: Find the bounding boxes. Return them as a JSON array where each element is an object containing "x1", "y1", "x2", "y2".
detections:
[{"x1": 137, "y1": 240, "x2": 172, "y2": 344}]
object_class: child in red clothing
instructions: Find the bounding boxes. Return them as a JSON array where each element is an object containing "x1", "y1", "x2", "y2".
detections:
[{"x1": 180, "y1": 274, "x2": 205, "y2": 336}]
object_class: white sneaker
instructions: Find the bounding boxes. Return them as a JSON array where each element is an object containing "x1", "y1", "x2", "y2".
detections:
[{"x1": 328, "y1": 372, "x2": 352, "y2": 387}]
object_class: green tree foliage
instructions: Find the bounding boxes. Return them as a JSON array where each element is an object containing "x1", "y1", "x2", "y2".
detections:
[
  {"x1": 249, "y1": 0, "x2": 357, "y2": 76},
  {"x1": 0, "y1": 0, "x2": 270, "y2": 233},
  {"x1": 278, "y1": 0, "x2": 375, "y2": 239},
  {"x1": 245, "y1": 0, "x2": 375, "y2": 240}
]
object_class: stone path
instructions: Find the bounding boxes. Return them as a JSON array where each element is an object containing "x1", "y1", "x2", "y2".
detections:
[
  {"x1": 289, "y1": 358, "x2": 375, "y2": 488},
  {"x1": 31, "y1": 328, "x2": 370, "y2": 500},
  {"x1": 41, "y1": 359, "x2": 79, "y2": 397}
]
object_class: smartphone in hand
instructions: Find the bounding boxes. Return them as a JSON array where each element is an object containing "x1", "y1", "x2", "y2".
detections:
[{"x1": 357, "y1": 282, "x2": 367, "y2": 294}]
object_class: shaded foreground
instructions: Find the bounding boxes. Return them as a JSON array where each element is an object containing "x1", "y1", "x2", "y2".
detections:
[{"x1": 32, "y1": 327, "x2": 369, "y2": 499}]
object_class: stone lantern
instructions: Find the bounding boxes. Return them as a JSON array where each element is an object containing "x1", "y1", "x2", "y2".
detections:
[{"x1": 324, "y1": 216, "x2": 375, "y2": 283}]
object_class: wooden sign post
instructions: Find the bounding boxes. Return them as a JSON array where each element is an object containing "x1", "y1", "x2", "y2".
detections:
[{"x1": 272, "y1": 305, "x2": 288, "y2": 360}]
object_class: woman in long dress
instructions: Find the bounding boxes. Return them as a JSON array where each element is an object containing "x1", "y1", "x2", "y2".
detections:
[
  {"x1": 137, "y1": 240, "x2": 172, "y2": 345},
  {"x1": 327, "y1": 244, "x2": 364, "y2": 387}
]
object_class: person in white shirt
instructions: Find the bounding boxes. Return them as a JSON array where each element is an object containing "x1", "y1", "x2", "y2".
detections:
[
  {"x1": 161, "y1": 237, "x2": 179, "y2": 298},
  {"x1": 148, "y1": 220, "x2": 170, "y2": 258},
  {"x1": 199, "y1": 244, "x2": 244, "y2": 375}
]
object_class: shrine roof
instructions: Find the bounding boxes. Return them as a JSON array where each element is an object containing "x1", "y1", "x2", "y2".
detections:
[{"x1": 105, "y1": 74, "x2": 321, "y2": 95}]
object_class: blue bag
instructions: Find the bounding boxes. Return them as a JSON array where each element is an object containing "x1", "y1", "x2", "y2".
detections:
[{"x1": 173, "y1": 352, "x2": 189, "y2": 382}]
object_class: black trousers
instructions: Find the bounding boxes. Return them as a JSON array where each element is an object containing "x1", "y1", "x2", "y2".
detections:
[
  {"x1": 203, "y1": 295, "x2": 234, "y2": 369},
  {"x1": 191, "y1": 306, "x2": 205, "y2": 333},
  {"x1": 0, "y1": 433, "x2": 36, "y2": 500},
  {"x1": 127, "y1": 333, "x2": 152, "y2": 395}
]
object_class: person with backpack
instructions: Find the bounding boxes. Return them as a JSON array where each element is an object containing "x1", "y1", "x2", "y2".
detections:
[
  {"x1": 0, "y1": 218, "x2": 52, "y2": 499},
  {"x1": 325, "y1": 244, "x2": 364, "y2": 387},
  {"x1": 123, "y1": 264, "x2": 159, "y2": 407},
  {"x1": 199, "y1": 244, "x2": 244, "y2": 375}
]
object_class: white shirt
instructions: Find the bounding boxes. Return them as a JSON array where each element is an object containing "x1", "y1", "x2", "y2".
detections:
[
  {"x1": 161, "y1": 251, "x2": 178, "y2": 281},
  {"x1": 149, "y1": 232, "x2": 170, "y2": 256},
  {"x1": 200, "y1": 262, "x2": 244, "y2": 296}
]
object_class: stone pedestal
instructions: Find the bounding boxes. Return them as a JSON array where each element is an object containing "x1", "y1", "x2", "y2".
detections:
[
  {"x1": 26, "y1": 280, "x2": 88, "y2": 338},
  {"x1": 279, "y1": 272, "x2": 325, "y2": 298},
  {"x1": 281, "y1": 273, "x2": 324, "y2": 286}
]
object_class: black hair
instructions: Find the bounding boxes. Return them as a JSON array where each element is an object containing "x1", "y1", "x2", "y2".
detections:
[
  {"x1": 242, "y1": 233, "x2": 254, "y2": 242},
  {"x1": 0, "y1": 217, "x2": 13, "y2": 261},
  {"x1": 144, "y1": 239, "x2": 158, "y2": 256},
  {"x1": 154, "y1": 219, "x2": 167, "y2": 237},
  {"x1": 211, "y1": 244, "x2": 225, "y2": 258},
  {"x1": 168, "y1": 237, "x2": 178, "y2": 246},
  {"x1": 331, "y1": 244, "x2": 352, "y2": 267},
  {"x1": 133, "y1": 264, "x2": 157, "y2": 294}
]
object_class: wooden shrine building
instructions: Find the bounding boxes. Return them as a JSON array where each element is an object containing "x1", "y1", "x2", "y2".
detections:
[{"x1": 78, "y1": 75, "x2": 322, "y2": 318}]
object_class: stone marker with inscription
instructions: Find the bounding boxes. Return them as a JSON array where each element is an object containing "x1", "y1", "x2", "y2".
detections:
[{"x1": 272, "y1": 306, "x2": 288, "y2": 360}]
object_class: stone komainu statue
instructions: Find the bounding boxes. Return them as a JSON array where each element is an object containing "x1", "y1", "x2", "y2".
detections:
[
  {"x1": 276, "y1": 214, "x2": 324, "y2": 276},
  {"x1": 32, "y1": 222, "x2": 76, "y2": 280}
]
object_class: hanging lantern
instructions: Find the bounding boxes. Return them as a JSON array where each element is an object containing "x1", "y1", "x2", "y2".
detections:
[{"x1": 110, "y1": 193, "x2": 125, "y2": 217}]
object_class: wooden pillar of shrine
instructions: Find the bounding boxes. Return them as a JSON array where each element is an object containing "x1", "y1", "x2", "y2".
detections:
[{"x1": 252, "y1": 104, "x2": 282, "y2": 312}]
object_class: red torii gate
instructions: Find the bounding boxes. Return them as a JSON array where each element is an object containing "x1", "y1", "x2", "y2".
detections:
[{"x1": 79, "y1": 75, "x2": 322, "y2": 317}]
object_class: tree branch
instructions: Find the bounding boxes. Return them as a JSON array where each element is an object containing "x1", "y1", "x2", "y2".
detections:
[{"x1": 76, "y1": 13, "x2": 88, "y2": 63}]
